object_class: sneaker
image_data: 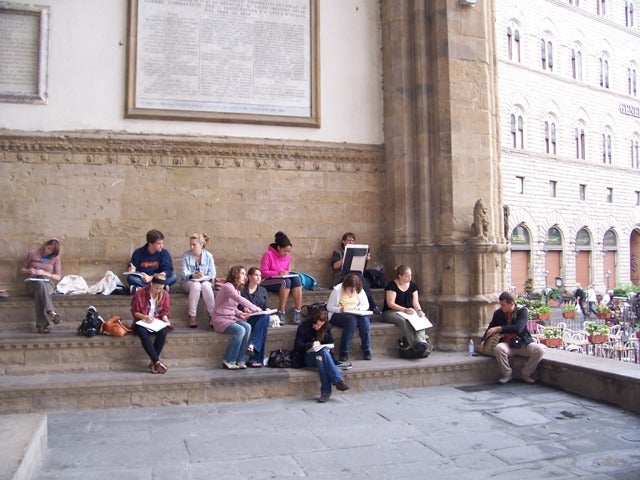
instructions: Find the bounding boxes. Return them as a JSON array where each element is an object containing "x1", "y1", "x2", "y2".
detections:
[
  {"x1": 335, "y1": 381, "x2": 349, "y2": 391},
  {"x1": 498, "y1": 374, "x2": 512, "y2": 384},
  {"x1": 520, "y1": 374, "x2": 536, "y2": 384},
  {"x1": 236, "y1": 362, "x2": 247, "y2": 369},
  {"x1": 277, "y1": 311, "x2": 286, "y2": 326},
  {"x1": 292, "y1": 309, "x2": 302, "y2": 325},
  {"x1": 363, "y1": 351, "x2": 372, "y2": 361},
  {"x1": 339, "y1": 353, "x2": 349, "y2": 362},
  {"x1": 318, "y1": 395, "x2": 331, "y2": 403},
  {"x1": 372, "y1": 306, "x2": 382, "y2": 315},
  {"x1": 336, "y1": 361, "x2": 352, "y2": 370},
  {"x1": 222, "y1": 360, "x2": 240, "y2": 370},
  {"x1": 48, "y1": 311, "x2": 62, "y2": 325}
]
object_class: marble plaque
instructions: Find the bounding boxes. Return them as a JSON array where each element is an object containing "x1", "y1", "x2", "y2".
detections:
[
  {"x1": 0, "y1": 3, "x2": 49, "y2": 104},
  {"x1": 126, "y1": 0, "x2": 318, "y2": 126}
]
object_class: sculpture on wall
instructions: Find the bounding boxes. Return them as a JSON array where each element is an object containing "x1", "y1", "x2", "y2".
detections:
[{"x1": 471, "y1": 198, "x2": 489, "y2": 240}]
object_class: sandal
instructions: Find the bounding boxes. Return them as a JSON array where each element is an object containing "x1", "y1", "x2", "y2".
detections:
[
  {"x1": 154, "y1": 360, "x2": 167, "y2": 374},
  {"x1": 188, "y1": 316, "x2": 198, "y2": 328},
  {"x1": 247, "y1": 361, "x2": 263, "y2": 368},
  {"x1": 47, "y1": 311, "x2": 62, "y2": 325},
  {"x1": 37, "y1": 326, "x2": 51, "y2": 334},
  {"x1": 149, "y1": 362, "x2": 159, "y2": 374}
]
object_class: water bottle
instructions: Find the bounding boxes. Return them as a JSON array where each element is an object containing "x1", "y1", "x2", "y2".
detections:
[{"x1": 468, "y1": 338, "x2": 475, "y2": 356}]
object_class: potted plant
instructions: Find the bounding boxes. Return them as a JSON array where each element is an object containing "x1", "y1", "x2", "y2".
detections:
[
  {"x1": 536, "y1": 305, "x2": 552, "y2": 321},
  {"x1": 540, "y1": 327, "x2": 563, "y2": 348},
  {"x1": 594, "y1": 304, "x2": 613, "y2": 320},
  {"x1": 585, "y1": 322, "x2": 610, "y2": 344},
  {"x1": 562, "y1": 304, "x2": 577, "y2": 319}
]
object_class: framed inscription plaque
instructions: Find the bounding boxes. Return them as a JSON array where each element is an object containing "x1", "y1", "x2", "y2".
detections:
[
  {"x1": 0, "y1": 2, "x2": 49, "y2": 104},
  {"x1": 126, "y1": 0, "x2": 319, "y2": 127}
]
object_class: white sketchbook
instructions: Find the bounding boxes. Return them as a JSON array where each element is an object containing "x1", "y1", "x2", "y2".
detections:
[
  {"x1": 135, "y1": 318, "x2": 168, "y2": 332},
  {"x1": 248, "y1": 309, "x2": 278, "y2": 317},
  {"x1": 342, "y1": 244, "x2": 369, "y2": 274},
  {"x1": 398, "y1": 312, "x2": 432, "y2": 331},
  {"x1": 344, "y1": 310, "x2": 373, "y2": 316},
  {"x1": 307, "y1": 343, "x2": 334, "y2": 353}
]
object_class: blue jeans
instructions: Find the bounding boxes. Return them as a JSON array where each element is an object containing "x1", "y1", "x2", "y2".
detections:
[
  {"x1": 304, "y1": 348, "x2": 343, "y2": 396},
  {"x1": 222, "y1": 321, "x2": 251, "y2": 363},
  {"x1": 127, "y1": 271, "x2": 177, "y2": 289},
  {"x1": 247, "y1": 314, "x2": 270, "y2": 363},
  {"x1": 330, "y1": 312, "x2": 371, "y2": 355}
]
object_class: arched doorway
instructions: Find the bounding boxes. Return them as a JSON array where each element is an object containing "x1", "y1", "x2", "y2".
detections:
[
  {"x1": 544, "y1": 226, "x2": 563, "y2": 289},
  {"x1": 575, "y1": 228, "x2": 592, "y2": 287},
  {"x1": 631, "y1": 229, "x2": 640, "y2": 286},
  {"x1": 510, "y1": 225, "x2": 531, "y2": 294},
  {"x1": 602, "y1": 229, "x2": 617, "y2": 290}
]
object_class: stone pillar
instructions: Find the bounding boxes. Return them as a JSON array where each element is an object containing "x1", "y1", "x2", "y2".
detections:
[{"x1": 381, "y1": 0, "x2": 508, "y2": 350}]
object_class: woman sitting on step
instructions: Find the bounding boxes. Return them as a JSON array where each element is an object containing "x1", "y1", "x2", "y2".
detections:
[
  {"x1": 292, "y1": 308, "x2": 349, "y2": 403},
  {"x1": 180, "y1": 232, "x2": 217, "y2": 328},
  {"x1": 19, "y1": 237, "x2": 63, "y2": 334},
  {"x1": 240, "y1": 267, "x2": 272, "y2": 368},
  {"x1": 131, "y1": 273, "x2": 172, "y2": 374},
  {"x1": 211, "y1": 266, "x2": 262, "y2": 370}
]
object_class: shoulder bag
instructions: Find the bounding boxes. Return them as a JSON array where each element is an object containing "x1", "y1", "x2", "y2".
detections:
[{"x1": 479, "y1": 333, "x2": 502, "y2": 356}]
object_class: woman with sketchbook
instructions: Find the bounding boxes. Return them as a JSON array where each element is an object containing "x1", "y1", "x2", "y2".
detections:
[
  {"x1": 180, "y1": 232, "x2": 217, "y2": 328},
  {"x1": 211, "y1": 266, "x2": 262, "y2": 370},
  {"x1": 326, "y1": 273, "x2": 372, "y2": 362},
  {"x1": 293, "y1": 308, "x2": 349, "y2": 403},
  {"x1": 131, "y1": 272, "x2": 172, "y2": 374},
  {"x1": 19, "y1": 237, "x2": 63, "y2": 333},
  {"x1": 259, "y1": 231, "x2": 303, "y2": 325},
  {"x1": 240, "y1": 267, "x2": 272, "y2": 368},
  {"x1": 382, "y1": 265, "x2": 429, "y2": 351}
]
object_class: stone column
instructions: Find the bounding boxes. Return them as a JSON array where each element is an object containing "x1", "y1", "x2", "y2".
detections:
[{"x1": 381, "y1": 0, "x2": 508, "y2": 350}]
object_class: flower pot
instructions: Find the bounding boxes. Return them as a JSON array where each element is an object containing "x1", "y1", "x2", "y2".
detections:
[
  {"x1": 635, "y1": 331, "x2": 640, "y2": 340},
  {"x1": 562, "y1": 312, "x2": 576, "y2": 319},
  {"x1": 541, "y1": 337, "x2": 563, "y2": 348},
  {"x1": 588, "y1": 334, "x2": 608, "y2": 344},
  {"x1": 596, "y1": 312, "x2": 612, "y2": 320},
  {"x1": 537, "y1": 313, "x2": 551, "y2": 321}
]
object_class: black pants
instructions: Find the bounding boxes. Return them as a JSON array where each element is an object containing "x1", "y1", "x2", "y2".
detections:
[{"x1": 134, "y1": 324, "x2": 168, "y2": 363}]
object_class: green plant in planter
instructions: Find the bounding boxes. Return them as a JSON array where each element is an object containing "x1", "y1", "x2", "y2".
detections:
[
  {"x1": 594, "y1": 304, "x2": 612, "y2": 314},
  {"x1": 584, "y1": 322, "x2": 610, "y2": 336},
  {"x1": 543, "y1": 327, "x2": 563, "y2": 339},
  {"x1": 562, "y1": 304, "x2": 578, "y2": 313},
  {"x1": 537, "y1": 305, "x2": 552, "y2": 315}
]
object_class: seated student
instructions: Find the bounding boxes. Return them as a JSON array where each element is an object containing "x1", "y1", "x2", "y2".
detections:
[
  {"x1": 211, "y1": 266, "x2": 262, "y2": 370},
  {"x1": 293, "y1": 308, "x2": 349, "y2": 403},
  {"x1": 481, "y1": 291, "x2": 544, "y2": 384},
  {"x1": 260, "y1": 231, "x2": 303, "y2": 325},
  {"x1": 382, "y1": 265, "x2": 429, "y2": 350},
  {"x1": 19, "y1": 237, "x2": 63, "y2": 333},
  {"x1": 131, "y1": 272, "x2": 172, "y2": 374},
  {"x1": 126, "y1": 229, "x2": 177, "y2": 293},
  {"x1": 326, "y1": 273, "x2": 372, "y2": 361},
  {"x1": 330, "y1": 232, "x2": 381, "y2": 314},
  {"x1": 240, "y1": 267, "x2": 271, "y2": 368},
  {"x1": 180, "y1": 232, "x2": 217, "y2": 328}
]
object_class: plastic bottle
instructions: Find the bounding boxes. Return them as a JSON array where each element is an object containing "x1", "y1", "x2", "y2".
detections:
[{"x1": 468, "y1": 338, "x2": 475, "y2": 355}]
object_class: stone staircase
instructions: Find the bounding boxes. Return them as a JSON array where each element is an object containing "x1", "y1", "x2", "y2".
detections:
[{"x1": 0, "y1": 289, "x2": 499, "y2": 415}]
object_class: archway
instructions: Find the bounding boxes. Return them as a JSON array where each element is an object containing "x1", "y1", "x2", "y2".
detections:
[
  {"x1": 510, "y1": 225, "x2": 531, "y2": 293},
  {"x1": 575, "y1": 228, "x2": 592, "y2": 287}
]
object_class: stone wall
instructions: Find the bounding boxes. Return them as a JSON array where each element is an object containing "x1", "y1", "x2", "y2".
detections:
[{"x1": 0, "y1": 131, "x2": 386, "y2": 291}]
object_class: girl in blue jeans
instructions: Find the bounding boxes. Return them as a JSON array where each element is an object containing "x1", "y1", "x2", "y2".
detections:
[{"x1": 293, "y1": 309, "x2": 349, "y2": 403}]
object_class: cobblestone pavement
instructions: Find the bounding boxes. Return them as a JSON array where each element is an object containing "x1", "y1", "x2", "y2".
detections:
[{"x1": 37, "y1": 383, "x2": 640, "y2": 480}]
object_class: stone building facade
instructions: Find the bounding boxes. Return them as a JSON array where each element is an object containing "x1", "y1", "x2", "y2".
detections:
[
  {"x1": 497, "y1": 0, "x2": 640, "y2": 295},
  {"x1": 1, "y1": 0, "x2": 503, "y2": 350}
]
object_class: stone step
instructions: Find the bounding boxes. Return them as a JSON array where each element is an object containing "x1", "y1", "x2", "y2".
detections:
[
  {"x1": 0, "y1": 323, "x2": 400, "y2": 375},
  {"x1": 0, "y1": 289, "x2": 385, "y2": 333},
  {"x1": 0, "y1": 352, "x2": 496, "y2": 414},
  {"x1": 0, "y1": 413, "x2": 47, "y2": 480}
]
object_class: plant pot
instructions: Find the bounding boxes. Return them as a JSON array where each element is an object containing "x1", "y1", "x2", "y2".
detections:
[
  {"x1": 562, "y1": 312, "x2": 576, "y2": 319},
  {"x1": 596, "y1": 312, "x2": 612, "y2": 320},
  {"x1": 541, "y1": 337, "x2": 563, "y2": 348},
  {"x1": 537, "y1": 313, "x2": 551, "y2": 321},
  {"x1": 635, "y1": 331, "x2": 640, "y2": 339},
  {"x1": 588, "y1": 334, "x2": 608, "y2": 344}
]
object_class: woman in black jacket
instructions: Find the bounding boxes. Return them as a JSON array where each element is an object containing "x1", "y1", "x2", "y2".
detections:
[{"x1": 293, "y1": 309, "x2": 349, "y2": 403}]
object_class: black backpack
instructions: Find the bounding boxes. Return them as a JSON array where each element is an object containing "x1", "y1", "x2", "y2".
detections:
[
  {"x1": 398, "y1": 337, "x2": 432, "y2": 359},
  {"x1": 77, "y1": 306, "x2": 103, "y2": 337}
]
